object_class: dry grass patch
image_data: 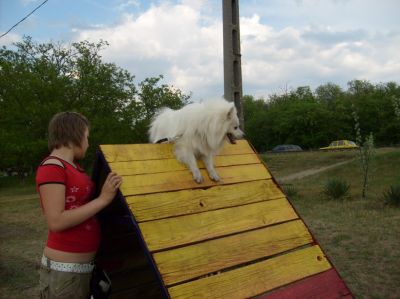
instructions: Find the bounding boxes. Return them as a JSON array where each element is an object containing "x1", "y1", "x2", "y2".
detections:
[
  {"x1": 0, "y1": 192, "x2": 45, "y2": 298},
  {"x1": 0, "y1": 148, "x2": 399, "y2": 298},
  {"x1": 265, "y1": 148, "x2": 400, "y2": 299}
]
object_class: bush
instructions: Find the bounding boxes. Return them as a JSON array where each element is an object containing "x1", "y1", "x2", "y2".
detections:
[
  {"x1": 323, "y1": 177, "x2": 350, "y2": 200},
  {"x1": 383, "y1": 185, "x2": 400, "y2": 206},
  {"x1": 283, "y1": 184, "x2": 299, "y2": 199}
]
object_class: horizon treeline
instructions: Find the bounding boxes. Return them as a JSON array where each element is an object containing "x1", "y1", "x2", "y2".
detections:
[
  {"x1": 1, "y1": 37, "x2": 399, "y2": 177},
  {"x1": 243, "y1": 81, "x2": 400, "y2": 152}
]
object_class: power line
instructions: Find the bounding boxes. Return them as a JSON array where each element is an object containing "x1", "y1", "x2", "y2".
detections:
[{"x1": 0, "y1": 0, "x2": 50, "y2": 39}]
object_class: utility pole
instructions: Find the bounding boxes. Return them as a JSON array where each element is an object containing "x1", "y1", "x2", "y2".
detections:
[{"x1": 222, "y1": 0, "x2": 244, "y2": 129}]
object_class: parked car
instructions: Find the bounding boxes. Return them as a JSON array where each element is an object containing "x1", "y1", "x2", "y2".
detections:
[
  {"x1": 320, "y1": 140, "x2": 358, "y2": 150},
  {"x1": 272, "y1": 144, "x2": 303, "y2": 152}
]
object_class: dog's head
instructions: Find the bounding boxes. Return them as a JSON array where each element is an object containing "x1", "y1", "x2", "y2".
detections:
[
  {"x1": 225, "y1": 104, "x2": 244, "y2": 144},
  {"x1": 197, "y1": 99, "x2": 245, "y2": 151}
]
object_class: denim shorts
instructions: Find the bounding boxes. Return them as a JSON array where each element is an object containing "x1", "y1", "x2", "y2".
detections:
[{"x1": 39, "y1": 261, "x2": 93, "y2": 298}]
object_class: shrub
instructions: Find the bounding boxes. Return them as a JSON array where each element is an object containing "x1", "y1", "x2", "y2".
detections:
[
  {"x1": 283, "y1": 184, "x2": 299, "y2": 199},
  {"x1": 323, "y1": 177, "x2": 350, "y2": 200},
  {"x1": 383, "y1": 185, "x2": 400, "y2": 206}
]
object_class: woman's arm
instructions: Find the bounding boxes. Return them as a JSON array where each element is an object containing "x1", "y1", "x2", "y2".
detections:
[{"x1": 40, "y1": 172, "x2": 122, "y2": 232}]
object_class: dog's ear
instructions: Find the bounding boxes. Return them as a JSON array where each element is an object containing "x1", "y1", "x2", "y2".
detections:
[{"x1": 227, "y1": 105, "x2": 235, "y2": 119}]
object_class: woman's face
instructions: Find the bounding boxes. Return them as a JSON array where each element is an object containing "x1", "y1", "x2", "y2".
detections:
[{"x1": 74, "y1": 127, "x2": 89, "y2": 159}]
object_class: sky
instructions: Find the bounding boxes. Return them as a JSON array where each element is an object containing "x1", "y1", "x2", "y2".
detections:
[{"x1": 1, "y1": 0, "x2": 399, "y2": 101}]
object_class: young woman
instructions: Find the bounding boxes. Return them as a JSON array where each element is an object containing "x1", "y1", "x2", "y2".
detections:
[{"x1": 36, "y1": 112, "x2": 122, "y2": 298}]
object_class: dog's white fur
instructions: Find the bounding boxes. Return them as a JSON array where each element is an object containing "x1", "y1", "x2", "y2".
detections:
[{"x1": 149, "y1": 99, "x2": 244, "y2": 183}]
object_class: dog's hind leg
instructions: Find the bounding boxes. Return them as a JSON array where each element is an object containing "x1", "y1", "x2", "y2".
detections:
[
  {"x1": 175, "y1": 146, "x2": 204, "y2": 184},
  {"x1": 202, "y1": 155, "x2": 220, "y2": 182}
]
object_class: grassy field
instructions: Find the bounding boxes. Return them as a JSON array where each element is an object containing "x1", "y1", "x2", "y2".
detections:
[
  {"x1": 264, "y1": 148, "x2": 400, "y2": 299},
  {"x1": 0, "y1": 176, "x2": 45, "y2": 298},
  {"x1": 1, "y1": 148, "x2": 399, "y2": 298}
]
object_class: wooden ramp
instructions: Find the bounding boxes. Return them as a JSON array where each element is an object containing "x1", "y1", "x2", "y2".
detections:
[{"x1": 93, "y1": 140, "x2": 353, "y2": 298}]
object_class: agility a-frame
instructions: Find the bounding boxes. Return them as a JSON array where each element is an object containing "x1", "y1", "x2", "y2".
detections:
[{"x1": 93, "y1": 140, "x2": 353, "y2": 298}]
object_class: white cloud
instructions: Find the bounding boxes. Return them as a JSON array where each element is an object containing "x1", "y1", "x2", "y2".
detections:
[
  {"x1": 116, "y1": 0, "x2": 140, "y2": 11},
  {"x1": 240, "y1": 12, "x2": 400, "y2": 98},
  {"x1": 75, "y1": 2, "x2": 224, "y2": 99},
  {"x1": 241, "y1": 0, "x2": 400, "y2": 32},
  {"x1": 0, "y1": 33, "x2": 21, "y2": 47},
  {"x1": 6, "y1": 0, "x2": 399, "y2": 100}
]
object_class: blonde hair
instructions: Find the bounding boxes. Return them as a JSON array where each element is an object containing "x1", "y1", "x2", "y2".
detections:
[{"x1": 48, "y1": 112, "x2": 89, "y2": 151}]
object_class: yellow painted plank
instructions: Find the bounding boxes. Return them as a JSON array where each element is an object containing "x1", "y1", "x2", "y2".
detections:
[
  {"x1": 127, "y1": 180, "x2": 285, "y2": 222},
  {"x1": 101, "y1": 143, "x2": 173, "y2": 162},
  {"x1": 100, "y1": 140, "x2": 254, "y2": 162},
  {"x1": 109, "y1": 154, "x2": 260, "y2": 176},
  {"x1": 139, "y1": 198, "x2": 298, "y2": 252},
  {"x1": 120, "y1": 164, "x2": 271, "y2": 196},
  {"x1": 154, "y1": 220, "x2": 313, "y2": 285},
  {"x1": 168, "y1": 245, "x2": 332, "y2": 299}
]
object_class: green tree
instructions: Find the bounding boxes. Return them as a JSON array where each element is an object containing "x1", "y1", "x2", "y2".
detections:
[
  {"x1": 0, "y1": 37, "x2": 190, "y2": 176},
  {"x1": 130, "y1": 76, "x2": 190, "y2": 143},
  {"x1": 353, "y1": 110, "x2": 375, "y2": 200},
  {"x1": 243, "y1": 80, "x2": 400, "y2": 153},
  {"x1": 242, "y1": 95, "x2": 269, "y2": 151}
]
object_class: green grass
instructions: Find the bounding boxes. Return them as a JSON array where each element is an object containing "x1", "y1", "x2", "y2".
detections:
[
  {"x1": 262, "y1": 149, "x2": 359, "y2": 178},
  {"x1": 0, "y1": 175, "x2": 36, "y2": 197},
  {"x1": 264, "y1": 147, "x2": 400, "y2": 299},
  {"x1": 0, "y1": 189, "x2": 45, "y2": 298},
  {"x1": 1, "y1": 148, "x2": 399, "y2": 298},
  {"x1": 262, "y1": 147, "x2": 395, "y2": 179}
]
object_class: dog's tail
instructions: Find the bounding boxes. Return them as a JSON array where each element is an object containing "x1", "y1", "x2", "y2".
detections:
[{"x1": 148, "y1": 107, "x2": 174, "y2": 143}]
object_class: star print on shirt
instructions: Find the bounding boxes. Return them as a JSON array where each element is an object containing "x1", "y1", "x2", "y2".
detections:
[
  {"x1": 70, "y1": 186, "x2": 79, "y2": 193},
  {"x1": 66, "y1": 196, "x2": 76, "y2": 203}
]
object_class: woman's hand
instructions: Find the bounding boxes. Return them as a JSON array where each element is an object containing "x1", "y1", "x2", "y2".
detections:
[
  {"x1": 99, "y1": 172, "x2": 123, "y2": 205},
  {"x1": 40, "y1": 171, "x2": 123, "y2": 232}
]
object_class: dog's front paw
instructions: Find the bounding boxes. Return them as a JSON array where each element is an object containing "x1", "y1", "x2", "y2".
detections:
[
  {"x1": 193, "y1": 170, "x2": 204, "y2": 184},
  {"x1": 193, "y1": 174, "x2": 204, "y2": 184},
  {"x1": 208, "y1": 170, "x2": 220, "y2": 182}
]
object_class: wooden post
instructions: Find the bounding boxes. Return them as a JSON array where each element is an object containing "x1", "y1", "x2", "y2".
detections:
[{"x1": 222, "y1": 0, "x2": 244, "y2": 129}]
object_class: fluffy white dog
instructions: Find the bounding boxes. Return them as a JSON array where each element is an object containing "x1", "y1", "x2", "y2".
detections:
[{"x1": 149, "y1": 99, "x2": 244, "y2": 183}]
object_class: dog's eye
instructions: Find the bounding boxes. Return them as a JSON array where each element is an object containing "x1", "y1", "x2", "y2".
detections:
[{"x1": 234, "y1": 126, "x2": 238, "y2": 130}]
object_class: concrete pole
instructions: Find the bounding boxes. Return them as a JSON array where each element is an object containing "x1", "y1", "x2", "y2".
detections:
[{"x1": 222, "y1": 0, "x2": 244, "y2": 129}]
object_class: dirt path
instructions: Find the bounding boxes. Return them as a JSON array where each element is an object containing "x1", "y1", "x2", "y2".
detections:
[{"x1": 278, "y1": 159, "x2": 356, "y2": 183}]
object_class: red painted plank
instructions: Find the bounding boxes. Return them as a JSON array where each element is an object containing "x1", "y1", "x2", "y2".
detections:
[{"x1": 257, "y1": 268, "x2": 353, "y2": 299}]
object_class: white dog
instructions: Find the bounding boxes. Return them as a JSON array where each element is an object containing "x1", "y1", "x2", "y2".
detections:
[{"x1": 149, "y1": 99, "x2": 244, "y2": 183}]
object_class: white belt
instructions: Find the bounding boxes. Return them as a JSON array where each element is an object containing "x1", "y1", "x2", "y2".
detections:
[{"x1": 41, "y1": 255, "x2": 94, "y2": 274}]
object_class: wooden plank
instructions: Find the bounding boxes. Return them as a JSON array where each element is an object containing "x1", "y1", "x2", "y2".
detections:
[
  {"x1": 108, "y1": 153, "x2": 260, "y2": 176},
  {"x1": 139, "y1": 198, "x2": 298, "y2": 252},
  {"x1": 257, "y1": 268, "x2": 353, "y2": 299},
  {"x1": 98, "y1": 232, "x2": 139, "y2": 255},
  {"x1": 100, "y1": 140, "x2": 254, "y2": 162},
  {"x1": 110, "y1": 269, "x2": 161, "y2": 296},
  {"x1": 110, "y1": 281, "x2": 164, "y2": 299},
  {"x1": 101, "y1": 143, "x2": 174, "y2": 162},
  {"x1": 98, "y1": 250, "x2": 148, "y2": 275},
  {"x1": 121, "y1": 163, "x2": 271, "y2": 196},
  {"x1": 154, "y1": 220, "x2": 313, "y2": 285},
  {"x1": 168, "y1": 245, "x2": 332, "y2": 299},
  {"x1": 128, "y1": 180, "x2": 285, "y2": 222}
]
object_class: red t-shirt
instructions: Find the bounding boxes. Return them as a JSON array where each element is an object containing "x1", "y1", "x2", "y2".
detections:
[{"x1": 36, "y1": 156, "x2": 101, "y2": 253}]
